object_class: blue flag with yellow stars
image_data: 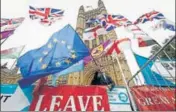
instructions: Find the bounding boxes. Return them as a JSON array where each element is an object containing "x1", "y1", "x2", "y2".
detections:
[{"x1": 17, "y1": 24, "x2": 90, "y2": 88}]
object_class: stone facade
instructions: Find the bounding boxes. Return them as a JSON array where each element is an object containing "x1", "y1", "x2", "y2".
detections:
[{"x1": 1, "y1": 67, "x2": 21, "y2": 84}]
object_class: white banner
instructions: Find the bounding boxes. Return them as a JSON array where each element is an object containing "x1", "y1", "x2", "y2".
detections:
[
  {"x1": 107, "y1": 86, "x2": 132, "y2": 111},
  {"x1": 1, "y1": 84, "x2": 33, "y2": 111},
  {"x1": 151, "y1": 60, "x2": 175, "y2": 83}
]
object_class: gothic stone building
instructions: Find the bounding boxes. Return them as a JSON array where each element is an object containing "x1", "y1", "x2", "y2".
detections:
[
  {"x1": 1, "y1": 0, "x2": 133, "y2": 86},
  {"x1": 54, "y1": 0, "x2": 133, "y2": 86}
]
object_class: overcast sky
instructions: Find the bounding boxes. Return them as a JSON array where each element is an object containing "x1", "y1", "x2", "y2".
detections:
[{"x1": 1, "y1": 0, "x2": 175, "y2": 74}]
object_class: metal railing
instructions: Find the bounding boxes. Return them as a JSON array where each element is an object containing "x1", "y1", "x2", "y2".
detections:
[
  {"x1": 128, "y1": 35, "x2": 175, "y2": 87},
  {"x1": 127, "y1": 35, "x2": 176, "y2": 111}
]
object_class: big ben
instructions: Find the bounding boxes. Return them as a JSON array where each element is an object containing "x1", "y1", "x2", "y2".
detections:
[{"x1": 66, "y1": 0, "x2": 133, "y2": 86}]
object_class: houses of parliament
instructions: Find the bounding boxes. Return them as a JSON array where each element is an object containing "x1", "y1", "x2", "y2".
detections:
[{"x1": 1, "y1": 0, "x2": 133, "y2": 86}]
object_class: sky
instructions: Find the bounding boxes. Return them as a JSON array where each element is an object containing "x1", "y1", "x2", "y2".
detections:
[{"x1": 1, "y1": 0, "x2": 175, "y2": 77}]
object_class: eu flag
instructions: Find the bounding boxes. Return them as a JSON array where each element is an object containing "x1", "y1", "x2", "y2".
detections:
[{"x1": 17, "y1": 24, "x2": 90, "y2": 88}]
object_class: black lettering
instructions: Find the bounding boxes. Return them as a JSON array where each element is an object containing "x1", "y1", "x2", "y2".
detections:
[
  {"x1": 162, "y1": 63, "x2": 173, "y2": 70},
  {"x1": 0, "y1": 95, "x2": 3, "y2": 101},
  {"x1": 3, "y1": 95, "x2": 11, "y2": 103},
  {"x1": 170, "y1": 63, "x2": 175, "y2": 68}
]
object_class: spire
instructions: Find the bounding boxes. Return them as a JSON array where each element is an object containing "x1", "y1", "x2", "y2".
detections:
[
  {"x1": 76, "y1": 5, "x2": 85, "y2": 37},
  {"x1": 98, "y1": 0, "x2": 107, "y2": 14},
  {"x1": 79, "y1": 5, "x2": 85, "y2": 13},
  {"x1": 98, "y1": 0, "x2": 104, "y2": 7}
]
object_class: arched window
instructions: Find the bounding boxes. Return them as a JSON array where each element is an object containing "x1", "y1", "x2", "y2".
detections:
[{"x1": 91, "y1": 71, "x2": 115, "y2": 87}]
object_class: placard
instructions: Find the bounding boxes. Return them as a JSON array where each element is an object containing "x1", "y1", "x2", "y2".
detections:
[{"x1": 107, "y1": 86, "x2": 132, "y2": 111}]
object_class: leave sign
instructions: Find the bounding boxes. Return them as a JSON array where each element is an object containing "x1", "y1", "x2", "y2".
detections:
[{"x1": 29, "y1": 85, "x2": 110, "y2": 111}]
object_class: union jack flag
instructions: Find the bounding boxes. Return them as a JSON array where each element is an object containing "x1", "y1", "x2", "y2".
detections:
[
  {"x1": 134, "y1": 10, "x2": 165, "y2": 24},
  {"x1": 126, "y1": 25, "x2": 146, "y2": 36},
  {"x1": 29, "y1": 6, "x2": 64, "y2": 26},
  {"x1": 29, "y1": 6, "x2": 38, "y2": 20},
  {"x1": 86, "y1": 18, "x2": 100, "y2": 25},
  {"x1": 98, "y1": 14, "x2": 132, "y2": 31},
  {"x1": 1, "y1": 17, "x2": 25, "y2": 32},
  {"x1": 1, "y1": 18, "x2": 24, "y2": 27},
  {"x1": 152, "y1": 19, "x2": 175, "y2": 31}
]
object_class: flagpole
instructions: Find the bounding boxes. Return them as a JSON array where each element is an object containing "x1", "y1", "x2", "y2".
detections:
[
  {"x1": 128, "y1": 35, "x2": 175, "y2": 85},
  {"x1": 1, "y1": 37, "x2": 9, "y2": 45},
  {"x1": 76, "y1": 28, "x2": 110, "y2": 85},
  {"x1": 89, "y1": 49, "x2": 111, "y2": 86},
  {"x1": 130, "y1": 24, "x2": 174, "y2": 64},
  {"x1": 113, "y1": 53, "x2": 137, "y2": 111},
  {"x1": 10, "y1": 45, "x2": 25, "y2": 71}
]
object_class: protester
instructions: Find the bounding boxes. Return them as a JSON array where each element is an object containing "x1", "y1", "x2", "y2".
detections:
[{"x1": 91, "y1": 70, "x2": 115, "y2": 91}]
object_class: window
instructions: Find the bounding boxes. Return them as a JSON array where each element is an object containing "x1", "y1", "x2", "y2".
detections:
[
  {"x1": 84, "y1": 40, "x2": 89, "y2": 48},
  {"x1": 92, "y1": 39, "x2": 97, "y2": 48},
  {"x1": 104, "y1": 35, "x2": 108, "y2": 41},
  {"x1": 58, "y1": 76, "x2": 68, "y2": 85},
  {"x1": 99, "y1": 35, "x2": 104, "y2": 44}
]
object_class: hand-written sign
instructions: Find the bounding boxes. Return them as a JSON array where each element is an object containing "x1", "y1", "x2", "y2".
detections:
[{"x1": 0, "y1": 94, "x2": 11, "y2": 103}]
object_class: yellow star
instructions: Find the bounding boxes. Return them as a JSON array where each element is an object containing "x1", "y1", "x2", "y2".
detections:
[
  {"x1": 41, "y1": 64, "x2": 47, "y2": 69},
  {"x1": 67, "y1": 45, "x2": 72, "y2": 50},
  {"x1": 71, "y1": 54, "x2": 76, "y2": 59},
  {"x1": 39, "y1": 57, "x2": 43, "y2": 62},
  {"x1": 43, "y1": 51, "x2": 48, "y2": 55},
  {"x1": 48, "y1": 43, "x2": 52, "y2": 48},
  {"x1": 65, "y1": 59, "x2": 71, "y2": 64},
  {"x1": 55, "y1": 62, "x2": 61, "y2": 67},
  {"x1": 70, "y1": 50, "x2": 75, "y2": 53},
  {"x1": 53, "y1": 38, "x2": 58, "y2": 43},
  {"x1": 61, "y1": 40, "x2": 66, "y2": 44}
]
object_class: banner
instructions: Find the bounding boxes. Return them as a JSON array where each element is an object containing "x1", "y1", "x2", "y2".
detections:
[
  {"x1": 107, "y1": 86, "x2": 132, "y2": 111},
  {"x1": 1, "y1": 84, "x2": 17, "y2": 104},
  {"x1": 1, "y1": 84, "x2": 34, "y2": 111},
  {"x1": 131, "y1": 85, "x2": 176, "y2": 111},
  {"x1": 29, "y1": 85, "x2": 110, "y2": 111},
  {"x1": 151, "y1": 60, "x2": 175, "y2": 83}
]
